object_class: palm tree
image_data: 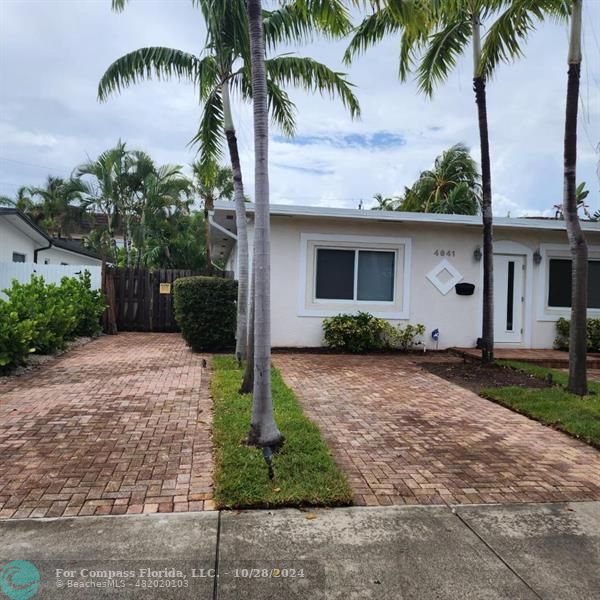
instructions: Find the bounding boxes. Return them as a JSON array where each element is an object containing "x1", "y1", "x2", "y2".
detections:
[
  {"x1": 563, "y1": 0, "x2": 588, "y2": 395},
  {"x1": 102, "y1": 0, "x2": 359, "y2": 362},
  {"x1": 133, "y1": 162, "x2": 193, "y2": 267},
  {"x1": 192, "y1": 158, "x2": 234, "y2": 269},
  {"x1": 76, "y1": 141, "x2": 131, "y2": 263},
  {"x1": 399, "y1": 143, "x2": 481, "y2": 215},
  {"x1": 0, "y1": 186, "x2": 36, "y2": 215},
  {"x1": 554, "y1": 181, "x2": 592, "y2": 219},
  {"x1": 370, "y1": 192, "x2": 400, "y2": 210},
  {"x1": 27, "y1": 176, "x2": 87, "y2": 238},
  {"x1": 346, "y1": 0, "x2": 567, "y2": 363},
  {"x1": 246, "y1": 0, "x2": 282, "y2": 452},
  {"x1": 78, "y1": 142, "x2": 192, "y2": 267}
]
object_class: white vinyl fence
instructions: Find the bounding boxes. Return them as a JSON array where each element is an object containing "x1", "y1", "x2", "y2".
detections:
[{"x1": 0, "y1": 262, "x2": 102, "y2": 299}]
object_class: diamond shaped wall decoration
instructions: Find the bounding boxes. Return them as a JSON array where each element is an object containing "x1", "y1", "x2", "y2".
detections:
[{"x1": 426, "y1": 259, "x2": 463, "y2": 295}]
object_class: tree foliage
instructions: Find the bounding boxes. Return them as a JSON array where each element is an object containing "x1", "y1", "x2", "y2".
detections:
[
  {"x1": 99, "y1": 0, "x2": 360, "y2": 167},
  {"x1": 372, "y1": 143, "x2": 481, "y2": 215}
]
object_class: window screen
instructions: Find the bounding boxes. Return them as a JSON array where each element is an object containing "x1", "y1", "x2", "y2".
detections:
[
  {"x1": 548, "y1": 258, "x2": 600, "y2": 309},
  {"x1": 357, "y1": 251, "x2": 395, "y2": 301},
  {"x1": 315, "y1": 249, "x2": 355, "y2": 300},
  {"x1": 12, "y1": 252, "x2": 26, "y2": 263}
]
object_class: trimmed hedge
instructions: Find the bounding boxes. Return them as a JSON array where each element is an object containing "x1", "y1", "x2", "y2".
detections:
[{"x1": 173, "y1": 276, "x2": 237, "y2": 352}]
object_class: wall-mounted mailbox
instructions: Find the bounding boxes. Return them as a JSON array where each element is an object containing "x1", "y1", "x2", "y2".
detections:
[{"x1": 455, "y1": 282, "x2": 475, "y2": 296}]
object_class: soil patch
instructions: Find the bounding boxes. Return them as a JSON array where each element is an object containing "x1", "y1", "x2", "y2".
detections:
[{"x1": 421, "y1": 359, "x2": 552, "y2": 394}]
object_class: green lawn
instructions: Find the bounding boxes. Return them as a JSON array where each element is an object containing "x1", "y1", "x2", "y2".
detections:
[
  {"x1": 211, "y1": 356, "x2": 353, "y2": 509},
  {"x1": 481, "y1": 360, "x2": 600, "y2": 447}
]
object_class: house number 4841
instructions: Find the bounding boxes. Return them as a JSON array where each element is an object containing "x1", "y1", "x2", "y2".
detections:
[{"x1": 434, "y1": 249, "x2": 456, "y2": 257}]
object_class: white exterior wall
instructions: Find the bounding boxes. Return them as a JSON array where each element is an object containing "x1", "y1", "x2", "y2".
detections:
[
  {"x1": 0, "y1": 219, "x2": 37, "y2": 263},
  {"x1": 238, "y1": 215, "x2": 600, "y2": 350},
  {"x1": 37, "y1": 247, "x2": 102, "y2": 266}
]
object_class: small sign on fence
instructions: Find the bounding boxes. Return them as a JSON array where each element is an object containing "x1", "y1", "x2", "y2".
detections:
[{"x1": 159, "y1": 282, "x2": 172, "y2": 295}]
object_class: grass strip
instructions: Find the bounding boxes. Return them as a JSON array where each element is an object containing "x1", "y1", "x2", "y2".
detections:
[
  {"x1": 482, "y1": 360, "x2": 600, "y2": 447},
  {"x1": 211, "y1": 356, "x2": 353, "y2": 509}
]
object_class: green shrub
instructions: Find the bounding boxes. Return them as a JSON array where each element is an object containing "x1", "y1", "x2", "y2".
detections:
[
  {"x1": 322, "y1": 312, "x2": 426, "y2": 353},
  {"x1": 0, "y1": 300, "x2": 35, "y2": 372},
  {"x1": 555, "y1": 316, "x2": 600, "y2": 352},
  {"x1": 4, "y1": 275, "x2": 77, "y2": 354},
  {"x1": 384, "y1": 322, "x2": 426, "y2": 350},
  {"x1": 60, "y1": 271, "x2": 106, "y2": 337},
  {"x1": 173, "y1": 276, "x2": 238, "y2": 352}
]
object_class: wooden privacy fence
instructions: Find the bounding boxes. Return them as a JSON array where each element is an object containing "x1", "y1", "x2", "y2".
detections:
[{"x1": 103, "y1": 267, "x2": 231, "y2": 333}]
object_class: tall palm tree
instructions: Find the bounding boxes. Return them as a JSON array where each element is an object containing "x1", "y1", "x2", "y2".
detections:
[
  {"x1": 76, "y1": 141, "x2": 131, "y2": 263},
  {"x1": 563, "y1": 0, "x2": 587, "y2": 395},
  {"x1": 192, "y1": 158, "x2": 234, "y2": 269},
  {"x1": 246, "y1": 0, "x2": 282, "y2": 451},
  {"x1": 102, "y1": 0, "x2": 359, "y2": 361},
  {"x1": 346, "y1": 0, "x2": 567, "y2": 363},
  {"x1": 133, "y1": 162, "x2": 193, "y2": 267}
]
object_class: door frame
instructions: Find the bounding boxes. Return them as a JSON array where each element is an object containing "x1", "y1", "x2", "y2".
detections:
[
  {"x1": 494, "y1": 254, "x2": 525, "y2": 343},
  {"x1": 479, "y1": 240, "x2": 534, "y2": 348}
]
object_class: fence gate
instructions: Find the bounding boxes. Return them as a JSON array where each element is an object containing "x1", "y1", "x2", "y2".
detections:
[{"x1": 103, "y1": 267, "x2": 199, "y2": 332}]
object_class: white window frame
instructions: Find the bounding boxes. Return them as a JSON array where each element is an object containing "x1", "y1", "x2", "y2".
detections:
[
  {"x1": 313, "y1": 247, "x2": 397, "y2": 305},
  {"x1": 537, "y1": 243, "x2": 600, "y2": 321},
  {"x1": 298, "y1": 233, "x2": 411, "y2": 319}
]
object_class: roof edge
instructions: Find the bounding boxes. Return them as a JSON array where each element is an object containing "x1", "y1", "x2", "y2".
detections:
[{"x1": 212, "y1": 201, "x2": 600, "y2": 233}]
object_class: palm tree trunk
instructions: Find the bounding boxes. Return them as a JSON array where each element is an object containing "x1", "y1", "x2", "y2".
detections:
[
  {"x1": 246, "y1": 0, "x2": 283, "y2": 449},
  {"x1": 204, "y1": 196, "x2": 213, "y2": 273},
  {"x1": 222, "y1": 82, "x2": 249, "y2": 361},
  {"x1": 472, "y1": 12, "x2": 494, "y2": 364},
  {"x1": 564, "y1": 0, "x2": 588, "y2": 395},
  {"x1": 240, "y1": 266, "x2": 255, "y2": 394}
]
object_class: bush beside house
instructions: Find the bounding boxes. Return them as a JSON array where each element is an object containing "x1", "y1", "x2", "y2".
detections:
[
  {"x1": 323, "y1": 312, "x2": 425, "y2": 353},
  {"x1": 0, "y1": 301, "x2": 35, "y2": 371},
  {"x1": 0, "y1": 272, "x2": 105, "y2": 373},
  {"x1": 174, "y1": 276, "x2": 237, "y2": 352},
  {"x1": 555, "y1": 317, "x2": 600, "y2": 352}
]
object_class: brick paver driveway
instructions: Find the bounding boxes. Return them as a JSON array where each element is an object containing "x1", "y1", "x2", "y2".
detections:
[
  {"x1": 274, "y1": 353, "x2": 600, "y2": 507},
  {"x1": 0, "y1": 333, "x2": 213, "y2": 519}
]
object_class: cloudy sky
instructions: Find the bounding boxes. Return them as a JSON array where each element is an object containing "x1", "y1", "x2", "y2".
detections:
[{"x1": 1, "y1": 0, "x2": 599, "y2": 217}]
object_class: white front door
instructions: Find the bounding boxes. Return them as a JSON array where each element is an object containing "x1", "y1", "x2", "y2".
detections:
[{"x1": 493, "y1": 254, "x2": 525, "y2": 343}]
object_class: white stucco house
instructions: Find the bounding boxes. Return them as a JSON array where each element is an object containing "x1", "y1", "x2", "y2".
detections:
[
  {"x1": 210, "y1": 201, "x2": 600, "y2": 350},
  {"x1": 0, "y1": 207, "x2": 102, "y2": 267}
]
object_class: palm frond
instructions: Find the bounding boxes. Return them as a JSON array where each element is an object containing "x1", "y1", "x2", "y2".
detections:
[
  {"x1": 264, "y1": 2, "x2": 316, "y2": 48},
  {"x1": 297, "y1": 0, "x2": 353, "y2": 37},
  {"x1": 111, "y1": 0, "x2": 128, "y2": 12},
  {"x1": 416, "y1": 16, "x2": 471, "y2": 96},
  {"x1": 98, "y1": 47, "x2": 203, "y2": 101},
  {"x1": 344, "y1": 7, "x2": 401, "y2": 65},
  {"x1": 265, "y1": 55, "x2": 360, "y2": 119},
  {"x1": 480, "y1": 0, "x2": 569, "y2": 79},
  {"x1": 189, "y1": 87, "x2": 225, "y2": 165},
  {"x1": 266, "y1": 81, "x2": 297, "y2": 137}
]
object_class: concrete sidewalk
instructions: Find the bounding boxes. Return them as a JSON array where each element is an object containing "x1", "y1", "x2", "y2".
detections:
[{"x1": 1, "y1": 502, "x2": 598, "y2": 599}]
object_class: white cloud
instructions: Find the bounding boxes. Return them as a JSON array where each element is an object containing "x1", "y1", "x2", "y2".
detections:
[{"x1": 0, "y1": 0, "x2": 598, "y2": 218}]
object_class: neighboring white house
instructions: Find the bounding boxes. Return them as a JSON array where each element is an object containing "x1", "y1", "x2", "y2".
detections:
[
  {"x1": 210, "y1": 201, "x2": 600, "y2": 350},
  {"x1": 0, "y1": 207, "x2": 102, "y2": 267}
]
